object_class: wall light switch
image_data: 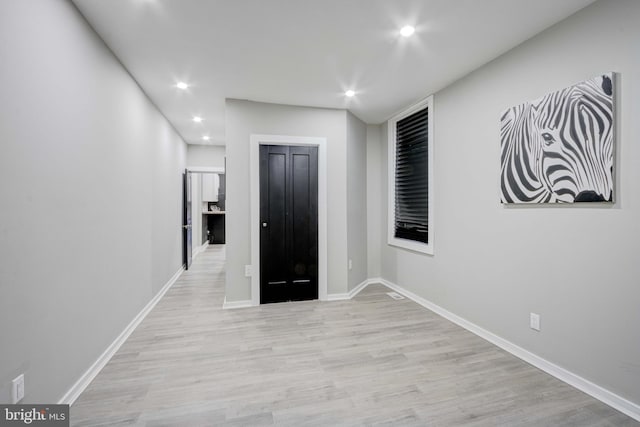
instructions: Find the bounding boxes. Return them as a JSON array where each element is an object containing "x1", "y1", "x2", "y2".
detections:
[
  {"x1": 244, "y1": 265, "x2": 252, "y2": 277},
  {"x1": 348, "y1": 259, "x2": 353, "y2": 270},
  {"x1": 12, "y1": 374, "x2": 24, "y2": 403},
  {"x1": 530, "y1": 313, "x2": 541, "y2": 331}
]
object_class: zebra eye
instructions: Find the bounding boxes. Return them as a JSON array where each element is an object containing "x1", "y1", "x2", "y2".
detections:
[{"x1": 541, "y1": 132, "x2": 555, "y2": 145}]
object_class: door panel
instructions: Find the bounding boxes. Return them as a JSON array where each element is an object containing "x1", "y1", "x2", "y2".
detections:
[
  {"x1": 290, "y1": 147, "x2": 318, "y2": 300},
  {"x1": 261, "y1": 147, "x2": 289, "y2": 303},
  {"x1": 260, "y1": 145, "x2": 318, "y2": 304}
]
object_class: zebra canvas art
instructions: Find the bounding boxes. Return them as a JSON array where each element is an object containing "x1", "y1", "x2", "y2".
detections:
[{"x1": 500, "y1": 73, "x2": 614, "y2": 203}]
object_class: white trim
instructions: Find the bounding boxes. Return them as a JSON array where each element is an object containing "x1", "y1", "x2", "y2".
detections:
[
  {"x1": 326, "y1": 293, "x2": 351, "y2": 301},
  {"x1": 59, "y1": 266, "x2": 185, "y2": 405},
  {"x1": 186, "y1": 166, "x2": 225, "y2": 174},
  {"x1": 222, "y1": 297, "x2": 254, "y2": 310},
  {"x1": 374, "y1": 278, "x2": 640, "y2": 422},
  {"x1": 192, "y1": 241, "x2": 209, "y2": 259},
  {"x1": 249, "y1": 134, "x2": 328, "y2": 306},
  {"x1": 327, "y1": 278, "x2": 370, "y2": 301},
  {"x1": 387, "y1": 96, "x2": 434, "y2": 255}
]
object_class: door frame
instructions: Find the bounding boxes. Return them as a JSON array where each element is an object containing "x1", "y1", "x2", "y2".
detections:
[
  {"x1": 250, "y1": 134, "x2": 327, "y2": 306},
  {"x1": 186, "y1": 166, "x2": 225, "y2": 174},
  {"x1": 186, "y1": 166, "x2": 225, "y2": 256},
  {"x1": 182, "y1": 169, "x2": 193, "y2": 269}
]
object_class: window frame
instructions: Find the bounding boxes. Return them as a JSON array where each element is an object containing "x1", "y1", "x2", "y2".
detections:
[{"x1": 387, "y1": 96, "x2": 434, "y2": 255}]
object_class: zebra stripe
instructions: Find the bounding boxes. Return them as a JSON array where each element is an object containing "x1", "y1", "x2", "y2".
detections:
[{"x1": 500, "y1": 73, "x2": 614, "y2": 204}]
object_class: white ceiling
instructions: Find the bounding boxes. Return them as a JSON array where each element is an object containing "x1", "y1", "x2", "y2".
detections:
[{"x1": 72, "y1": 0, "x2": 596, "y2": 146}]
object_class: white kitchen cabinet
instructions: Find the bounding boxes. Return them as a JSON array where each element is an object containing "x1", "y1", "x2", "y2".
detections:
[{"x1": 202, "y1": 173, "x2": 219, "y2": 202}]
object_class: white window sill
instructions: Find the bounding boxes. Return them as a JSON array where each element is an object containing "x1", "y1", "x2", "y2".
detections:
[{"x1": 388, "y1": 236, "x2": 433, "y2": 255}]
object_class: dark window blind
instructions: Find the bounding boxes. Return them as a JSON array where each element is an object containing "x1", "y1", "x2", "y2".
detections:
[{"x1": 394, "y1": 106, "x2": 428, "y2": 244}]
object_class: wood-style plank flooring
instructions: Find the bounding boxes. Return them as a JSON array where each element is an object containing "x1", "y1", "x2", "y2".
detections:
[{"x1": 71, "y1": 245, "x2": 638, "y2": 426}]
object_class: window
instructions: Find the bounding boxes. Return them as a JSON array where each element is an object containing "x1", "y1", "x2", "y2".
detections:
[{"x1": 387, "y1": 96, "x2": 433, "y2": 254}]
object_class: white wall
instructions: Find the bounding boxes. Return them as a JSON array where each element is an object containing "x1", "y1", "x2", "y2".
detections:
[
  {"x1": 0, "y1": 0, "x2": 186, "y2": 403},
  {"x1": 366, "y1": 124, "x2": 383, "y2": 279},
  {"x1": 225, "y1": 99, "x2": 349, "y2": 301},
  {"x1": 187, "y1": 144, "x2": 226, "y2": 169},
  {"x1": 346, "y1": 112, "x2": 368, "y2": 290},
  {"x1": 376, "y1": 0, "x2": 640, "y2": 406}
]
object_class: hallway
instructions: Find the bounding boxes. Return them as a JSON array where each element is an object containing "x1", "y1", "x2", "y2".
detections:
[{"x1": 71, "y1": 246, "x2": 636, "y2": 426}]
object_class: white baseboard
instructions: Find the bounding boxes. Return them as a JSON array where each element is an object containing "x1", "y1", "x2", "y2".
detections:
[
  {"x1": 192, "y1": 241, "x2": 209, "y2": 259},
  {"x1": 327, "y1": 293, "x2": 350, "y2": 301},
  {"x1": 327, "y1": 278, "x2": 371, "y2": 301},
  {"x1": 222, "y1": 297, "x2": 254, "y2": 309},
  {"x1": 374, "y1": 278, "x2": 640, "y2": 422},
  {"x1": 58, "y1": 266, "x2": 185, "y2": 406}
]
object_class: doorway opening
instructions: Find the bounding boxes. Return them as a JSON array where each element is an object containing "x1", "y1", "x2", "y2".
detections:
[{"x1": 183, "y1": 167, "x2": 226, "y2": 270}]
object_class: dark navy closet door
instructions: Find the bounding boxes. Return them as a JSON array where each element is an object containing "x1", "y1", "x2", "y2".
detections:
[{"x1": 260, "y1": 145, "x2": 318, "y2": 304}]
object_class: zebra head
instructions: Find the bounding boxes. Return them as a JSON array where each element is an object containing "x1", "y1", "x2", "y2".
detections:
[{"x1": 501, "y1": 74, "x2": 614, "y2": 203}]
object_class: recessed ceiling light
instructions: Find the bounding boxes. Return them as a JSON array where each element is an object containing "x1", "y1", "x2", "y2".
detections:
[
  {"x1": 345, "y1": 90, "x2": 355, "y2": 97},
  {"x1": 193, "y1": 116, "x2": 203, "y2": 123},
  {"x1": 202, "y1": 135, "x2": 210, "y2": 141},
  {"x1": 400, "y1": 25, "x2": 415, "y2": 37},
  {"x1": 176, "y1": 82, "x2": 189, "y2": 90}
]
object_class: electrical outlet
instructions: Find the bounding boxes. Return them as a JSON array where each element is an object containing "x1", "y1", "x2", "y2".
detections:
[
  {"x1": 530, "y1": 313, "x2": 541, "y2": 331},
  {"x1": 12, "y1": 374, "x2": 24, "y2": 403},
  {"x1": 244, "y1": 265, "x2": 252, "y2": 277},
  {"x1": 348, "y1": 259, "x2": 353, "y2": 270}
]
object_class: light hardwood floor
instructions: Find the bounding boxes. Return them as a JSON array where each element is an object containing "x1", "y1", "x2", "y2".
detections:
[{"x1": 71, "y1": 245, "x2": 638, "y2": 426}]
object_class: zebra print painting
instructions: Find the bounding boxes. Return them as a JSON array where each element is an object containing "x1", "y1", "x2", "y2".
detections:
[{"x1": 500, "y1": 73, "x2": 614, "y2": 203}]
